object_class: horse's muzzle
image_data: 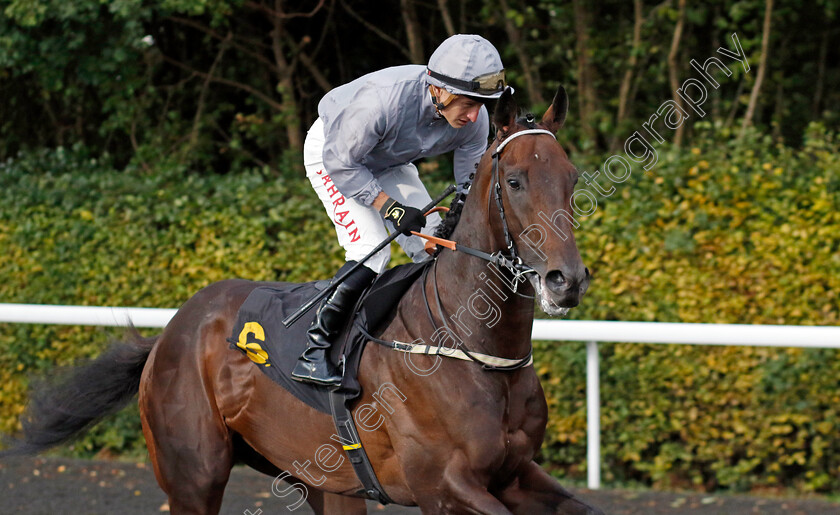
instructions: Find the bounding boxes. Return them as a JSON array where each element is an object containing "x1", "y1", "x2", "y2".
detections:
[{"x1": 543, "y1": 266, "x2": 590, "y2": 309}]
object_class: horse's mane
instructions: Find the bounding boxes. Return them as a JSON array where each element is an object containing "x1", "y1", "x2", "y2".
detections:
[{"x1": 432, "y1": 175, "x2": 471, "y2": 256}]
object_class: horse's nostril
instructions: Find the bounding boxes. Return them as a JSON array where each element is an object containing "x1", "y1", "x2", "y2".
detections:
[{"x1": 546, "y1": 270, "x2": 566, "y2": 290}]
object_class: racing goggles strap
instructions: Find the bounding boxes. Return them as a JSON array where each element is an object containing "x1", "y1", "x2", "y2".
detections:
[{"x1": 427, "y1": 69, "x2": 506, "y2": 96}]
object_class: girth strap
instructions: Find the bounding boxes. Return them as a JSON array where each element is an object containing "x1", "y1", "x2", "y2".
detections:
[{"x1": 328, "y1": 391, "x2": 394, "y2": 505}]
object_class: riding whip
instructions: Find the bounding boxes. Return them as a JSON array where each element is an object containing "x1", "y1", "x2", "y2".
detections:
[{"x1": 282, "y1": 184, "x2": 456, "y2": 328}]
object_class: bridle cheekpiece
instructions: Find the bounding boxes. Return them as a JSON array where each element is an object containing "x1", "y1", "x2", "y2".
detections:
[{"x1": 489, "y1": 129, "x2": 557, "y2": 291}]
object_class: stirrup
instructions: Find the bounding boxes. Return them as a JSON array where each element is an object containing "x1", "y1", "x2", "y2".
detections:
[{"x1": 292, "y1": 345, "x2": 343, "y2": 386}]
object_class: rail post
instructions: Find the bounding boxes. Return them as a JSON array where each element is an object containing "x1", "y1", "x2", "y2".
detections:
[{"x1": 586, "y1": 340, "x2": 601, "y2": 490}]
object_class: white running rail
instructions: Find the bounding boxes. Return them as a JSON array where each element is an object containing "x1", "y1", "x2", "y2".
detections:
[
  {"x1": 0, "y1": 303, "x2": 177, "y2": 328},
  {"x1": 3, "y1": 303, "x2": 840, "y2": 490}
]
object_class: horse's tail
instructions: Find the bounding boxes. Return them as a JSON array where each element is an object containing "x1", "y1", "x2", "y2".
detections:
[{"x1": 1, "y1": 331, "x2": 157, "y2": 457}]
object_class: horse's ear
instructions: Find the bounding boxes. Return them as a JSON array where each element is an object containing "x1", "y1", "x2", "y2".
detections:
[
  {"x1": 541, "y1": 85, "x2": 568, "y2": 134},
  {"x1": 493, "y1": 87, "x2": 517, "y2": 137}
]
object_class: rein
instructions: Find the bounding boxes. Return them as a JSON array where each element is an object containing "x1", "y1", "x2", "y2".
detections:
[{"x1": 372, "y1": 128, "x2": 557, "y2": 372}]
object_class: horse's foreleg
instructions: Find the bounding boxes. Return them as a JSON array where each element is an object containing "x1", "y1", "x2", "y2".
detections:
[
  {"x1": 315, "y1": 492, "x2": 368, "y2": 514},
  {"x1": 415, "y1": 453, "x2": 513, "y2": 515},
  {"x1": 497, "y1": 461, "x2": 604, "y2": 515}
]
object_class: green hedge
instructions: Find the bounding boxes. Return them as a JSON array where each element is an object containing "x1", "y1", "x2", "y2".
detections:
[
  {"x1": 0, "y1": 149, "x2": 346, "y2": 456},
  {"x1": 2, "y1": 124, "x2": 839, "y2": 492},
  {"x1": 540, "y1": 121, "x2": 840, "y2": 492}
]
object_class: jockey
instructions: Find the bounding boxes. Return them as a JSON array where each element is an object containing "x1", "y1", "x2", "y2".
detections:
[{"x1": 293, "y1": 34, "x2": 507, "y2": 386}]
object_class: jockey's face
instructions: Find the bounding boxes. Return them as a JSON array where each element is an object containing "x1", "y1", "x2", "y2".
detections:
[{"x1": 432, "y1": 86, "x2": 484, "y2": 129}]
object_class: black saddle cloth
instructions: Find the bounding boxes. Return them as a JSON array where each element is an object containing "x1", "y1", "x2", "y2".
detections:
[{"x1": 229, "y1": 261, "x2": 429, "y2": 413}]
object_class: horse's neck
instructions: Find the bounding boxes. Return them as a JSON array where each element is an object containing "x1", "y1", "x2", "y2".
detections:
[{"x1": 429, "y1": 185, "x2": 535, "y2": 359}]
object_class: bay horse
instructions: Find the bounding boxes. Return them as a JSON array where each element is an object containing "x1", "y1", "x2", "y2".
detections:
[{"x1": 3, "y1": 87, "x2": 599, "y2": 514}]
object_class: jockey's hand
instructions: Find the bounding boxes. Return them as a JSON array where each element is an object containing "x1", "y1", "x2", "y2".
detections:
[{"x1": 379, "y1": 198, "x2": 426, "y2": 235}]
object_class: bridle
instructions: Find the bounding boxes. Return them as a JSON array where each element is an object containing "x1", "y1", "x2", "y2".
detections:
[
  {"x1": 488, "y1": 128, "x2": 557, "y2": 288},
  {"x1": 365, "y1": 128, "x2": 559, "y2": 372},
  {"x1": 418, "y1": 127, "x2": 558, "y2": 292}
]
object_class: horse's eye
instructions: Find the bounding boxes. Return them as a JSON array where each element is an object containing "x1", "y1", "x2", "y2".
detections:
[{"x1": 507, "y1": 179, "x2": 521, "y2": 190}]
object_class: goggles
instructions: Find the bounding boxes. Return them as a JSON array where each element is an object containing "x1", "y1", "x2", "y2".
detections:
[{"x1": 427, "y1": 69, "x2": 507, "y2": 96}]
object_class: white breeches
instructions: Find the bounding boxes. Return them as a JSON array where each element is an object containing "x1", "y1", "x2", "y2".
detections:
[{"x1": 304, "y1": 118, "x2": 443, "y2": 274}]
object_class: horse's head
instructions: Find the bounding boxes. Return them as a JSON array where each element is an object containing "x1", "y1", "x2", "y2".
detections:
[{"x1": 471, "y1": 86, "x2": 590, "y2": 315}]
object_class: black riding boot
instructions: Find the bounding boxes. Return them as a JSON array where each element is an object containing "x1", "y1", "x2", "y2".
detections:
[{"x1": 291, "y1": 263, "x2": 376, "y2": 386}]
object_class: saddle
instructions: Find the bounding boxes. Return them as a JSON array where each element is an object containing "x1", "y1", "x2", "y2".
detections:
[
  {"x1": 228, "y1": 262, "x2": 429, "y2": 504},
  {"x1": 228, "y1": 260, "x2": 429, "y2": 413}
]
